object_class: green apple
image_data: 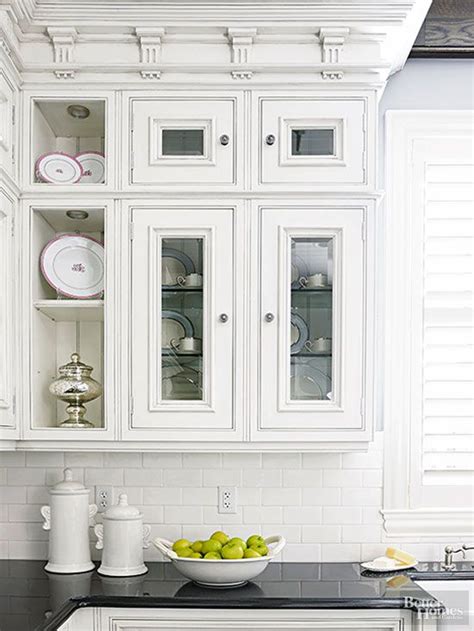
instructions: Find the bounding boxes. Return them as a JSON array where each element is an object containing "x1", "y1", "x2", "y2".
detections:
[
  {"x1": 204, "y1": 551, "x2": 221, "y2": 560},
  {"x1": 201, "y1": 539, "x2": 223, "y2": 555},
  {"x1": 246, "y1": 535, "x2": 265, "y2": 548},
  {"x1": 210, "y1": 530, "x2": 229, "y2": 545},
  {"x1": 175, "y1": 547, "x2": 193, "y2": 558},
  {"x1": 221, "y1": 543, "x2": 245, "y2": 560},
  {"x1": 249, "y1": 542, "x2": 268, "y2": 556},
  {"x1": 191, "y1": 540, "x2": 204, "y2": 553},
  {"x1": 228, "y1": 537, "x2": 247, "y2": 551},
  {"x1": 244, "y1": 548, "x2": 262, "y2": 558},
  {"x1": 172, "y1": 538, "x2": 192, "y2": 552},
  {"x1": 189, "y1": 552, "x2": 202, "y2": 558}
]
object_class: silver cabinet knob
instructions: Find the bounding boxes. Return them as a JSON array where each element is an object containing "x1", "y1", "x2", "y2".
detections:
[
  {"x1": 265, "y1": 134, "x2": 276, "y2": 146},
  {"x1": 219, "y1": 313, "x2": 229, "y2": 323},
  {"x1": 264, "y1": 312, "x2": 275, "y2": 322},
  {"x1": 220, "y1": 134, "x2": 230, "y2": 146}
]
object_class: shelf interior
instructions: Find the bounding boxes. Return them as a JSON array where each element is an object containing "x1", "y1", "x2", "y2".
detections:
[{"x1": 34, "y1": 300, "x2": 104, "y2": 322}]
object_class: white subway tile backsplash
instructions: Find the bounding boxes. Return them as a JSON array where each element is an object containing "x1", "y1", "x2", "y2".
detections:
[
  {"x1": 283, "y1": 470, "x2": 322, "y2": 487},
  {"x1": 203, "y1": 468, "x2": 240, "y2": 487},
  {"x1": 125, "y1": 468, "x2": 163, "y2": 487},
  {"x1": 25, "y1": 452, "x2": 64, "y2": 467},
  {"x1": 242, "y1": 469, "x2": 281, "y2": 488},
  {"x1": 283, "y1": 507, "x2": 322, "y2": 525},
  {"x1": 0, "y1": 435, "x2": 436, "y2": 563},
  {"x1": 322, "y1": 507, "x2": 362, "y2": 525},
  {"x1": 165, "y1": 469, "x2": 202, "y2": 487},
  {"x1": 261, "y1": 487, "x2": 301, "y2": 506},
  {"x1": 143, "y1": 453, "x2": 182, "y2": 468},
  {"x1": 86, "y1": 468, "x2": 124, "y2": 487},
  {"x1": 302, "y1": 525, "x2": 342, "y2": 543},
  {"x1": 341, "y1": 488, "x2": 382, "y2": 507},
  {"x1": 183, "y1": 453, "x2": 221, "y2": 468},
  {"x1": 302, "y1": 454, "x2": 341, "y2": 469}
]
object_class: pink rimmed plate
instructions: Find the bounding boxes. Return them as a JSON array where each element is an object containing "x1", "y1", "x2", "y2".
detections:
[
  {"x1": 40, "y1": 234, "x2": 105, "y2": 299},
  {"x1": 35, "y1": 152, "x2": 83, "y2": 185},
  {"x1": 76, "y1": 152, "x2": 106, "y2": 184}
]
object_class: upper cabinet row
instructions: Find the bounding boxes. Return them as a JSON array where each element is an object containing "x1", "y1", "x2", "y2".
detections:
[{"x1": 23, "y1": 90, "x2": 376, "y2": 191}]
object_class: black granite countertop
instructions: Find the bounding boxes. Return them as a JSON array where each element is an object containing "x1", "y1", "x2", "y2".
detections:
[{"x1": 0, "y1": 560, "x2": 456, "y2": 631}]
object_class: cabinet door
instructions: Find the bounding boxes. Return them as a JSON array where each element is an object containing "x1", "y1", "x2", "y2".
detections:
[
  {"x1": 131, "y1": 98, "x2": 236, "y2": 186},
  {"x1": 130, "y1": 206, "x2": 236, "y2": 438},
  {"x1": 259, "y1": 97, "x2": 367, "y2": 188},
  {"x1": 257, "y1": 206, "x2": 366, "y2": 440},
  {"x1": 0, "y1": 188, "x2": 16, "y2": 431}
]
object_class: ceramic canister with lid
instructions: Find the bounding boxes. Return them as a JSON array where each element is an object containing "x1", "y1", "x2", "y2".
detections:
[
  {"x1": 41, "y1": 468, "x2": 97, "y2": 574},
  {"x1": 94, "y1": 494, "x2": 151, "y2": 577}
]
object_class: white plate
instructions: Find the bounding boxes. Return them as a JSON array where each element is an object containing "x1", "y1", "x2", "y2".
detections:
[
  {"x1": 162, "y1": 248, "x2": 195, "y2": 287},
  {"x1": 161, "y1": 311, "x2": 194, "y2": 348},
  {"x1": 40, "y1": 234, "x2": 105, "y2": 299},
  {"x1": 360, "y1": 561, "x2": 417, "y2": 573},
  {"x1": 35, "y1": 152, "x2": 83, "y2": 185},
  {"x1": 76, "y1": 152, "x2": 106, "y2": 184}
]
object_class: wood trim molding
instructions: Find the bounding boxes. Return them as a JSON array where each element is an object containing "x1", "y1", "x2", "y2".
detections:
[{"x1": 382, "y1": 509, "x2": 474, "y2": 540}]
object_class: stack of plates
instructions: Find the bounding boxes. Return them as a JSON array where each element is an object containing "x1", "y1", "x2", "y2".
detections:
[{"x1": 35, "y1": 152, "x2": 105, "y2": 184}]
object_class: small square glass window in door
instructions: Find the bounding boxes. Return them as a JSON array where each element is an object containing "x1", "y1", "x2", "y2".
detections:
[
  {"x1": 161, "y1": 238, "x2": 204, "y2": 401},
  {"x1": 291, "y1": 128, "x2": 334, "y2": 156},
  {"x1": 161, "y1": 129, "x2": 204, "y2": 156},
  {"x1": 290, "y1": 237, "x2": 333, "y2": 401}
]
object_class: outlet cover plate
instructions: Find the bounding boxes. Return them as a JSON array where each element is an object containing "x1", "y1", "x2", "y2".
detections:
[
  {"x1": 95, "y1": 486, "x2": 113, "y2": 513},
  {"x1": 218, "y1": 486, "x2": 237, "y2": 514}
]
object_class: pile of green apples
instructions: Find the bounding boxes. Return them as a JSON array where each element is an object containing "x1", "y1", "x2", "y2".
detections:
[{"x1": 171, "y1": 531, "x2": 268, "y2": 560}]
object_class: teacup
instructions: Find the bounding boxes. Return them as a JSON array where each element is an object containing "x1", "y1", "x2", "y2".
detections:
[
  {"x1": 305, "y1": 337, "x2": 332, "y2": 352},
  {"x1": 170, "y1": 336, "x2": 202, "y2": 353},
  {"x1": 299, "y1": 273, "x2": 328, "y2": 288},
  {"x1": 177, "y1": 273, "x2": 203, "y2": 288}
]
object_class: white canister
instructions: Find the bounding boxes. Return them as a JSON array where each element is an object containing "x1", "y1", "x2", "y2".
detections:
[
  {"x1": 94, "y1": 494, "x2": 150, "y2": 577},
  {"x1": 41, "y1": 468, "x2": 97, "y2": 574}
]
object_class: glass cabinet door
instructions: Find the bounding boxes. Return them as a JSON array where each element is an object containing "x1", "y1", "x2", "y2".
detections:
[
  {"x1": 131, "y1": 207, "x2": 234, "y2": 435},
  {"x1": 259, "y1": 206, "x2": 366, "y2": 436}
]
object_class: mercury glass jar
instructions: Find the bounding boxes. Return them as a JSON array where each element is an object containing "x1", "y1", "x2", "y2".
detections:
[{"x1": 49, "y1": 353, "x2": 102, "y2": 428}]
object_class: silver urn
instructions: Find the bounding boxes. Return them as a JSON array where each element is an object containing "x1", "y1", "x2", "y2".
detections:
[{"x1": 49, "y1": 353, "x2": 102, "y2": 428}]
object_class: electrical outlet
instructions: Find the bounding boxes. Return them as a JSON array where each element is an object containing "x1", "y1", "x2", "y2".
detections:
[
  {"x1": 95, "y1": 486, "x2": 113, "y2": 513},
  {"x1": 218, "y1": 486, "x2": 237, "y2": 514}
]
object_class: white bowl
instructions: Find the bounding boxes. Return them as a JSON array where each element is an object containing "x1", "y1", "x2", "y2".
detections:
[{"x1": 153, "y1": 535, "x2": 286, "y2": 588}]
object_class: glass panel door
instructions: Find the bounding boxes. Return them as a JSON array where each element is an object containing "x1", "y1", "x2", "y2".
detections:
[
  {"x1": 290, "y1": 237, "x2": 333, "y2": 402},
  {"x1": 161, "y1": 237, "x2": 204, "y2": 402}
]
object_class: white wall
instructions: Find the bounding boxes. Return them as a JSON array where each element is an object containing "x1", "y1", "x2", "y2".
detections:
[{"x1": 1, "y1": 59, "x2": 472, "y2": 564}]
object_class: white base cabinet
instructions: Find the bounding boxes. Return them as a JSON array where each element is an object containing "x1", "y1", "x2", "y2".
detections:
[{"x1": 59, "y1": 607, "x2": 436, "y2": 631}]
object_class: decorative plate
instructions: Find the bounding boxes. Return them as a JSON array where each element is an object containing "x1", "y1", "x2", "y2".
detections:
[
  {"x1": 290, "y1": 312, "x2": 309, "y2": 354},
  {"x1": 76, "y1": 152, "x2": 106, "y2": 184},
  {"x1": 40, "y1": 234, "x2": 105, "y2": 299},
  {"x1": 162, "y1": 248, "x2": 195, "y2": 288},
  {"x1": 291, "y1": 363, "x2": 330, "y2": 400},
  {"x1": 161, "y1": 310, "x2": 194, "y2": 348},
  {"x1": 291, "y1": 254, "x2": 309, "y2": 288},
  {"x1": 35, "y1": 152, "x2": 83, "y2": 185},
  {"x1": 360, "y1": 561, "x2": 417, "y2": 573}
]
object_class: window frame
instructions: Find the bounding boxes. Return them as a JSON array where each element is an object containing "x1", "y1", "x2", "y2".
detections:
[{"x1": 382, "y1": 110, "x2": 474, "y2": 540}]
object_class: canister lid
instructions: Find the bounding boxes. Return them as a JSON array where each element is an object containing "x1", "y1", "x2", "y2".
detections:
[
  {"x1": 104, "y1": 494, "x2": 142, "y2": 520},
  {"x1": 50, "y1": 468, "x2": 88, "y2": 494}
]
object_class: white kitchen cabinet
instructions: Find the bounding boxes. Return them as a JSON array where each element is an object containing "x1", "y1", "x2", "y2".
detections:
[
  {"x1": 129, "y1": 96, "x2": 241, "y2": 188},
  {"x1": 0, "y1": 187, "x2": 17, "y2": 438},
  {"x1": 253, "y1": 202, "x2": 372, "y2": 443},
  {"x1": 127, "y1": 203, "x2": 243, "y2": 442},
  {"x1": 57, "y1": 607, "x2": 425, "y2": 630},
  {"x1": 256, "y1": 93, "x2": 375, "y2": 190},
  {"x1": 0, "y1": 70, "x2": 17, "y2": 182}
]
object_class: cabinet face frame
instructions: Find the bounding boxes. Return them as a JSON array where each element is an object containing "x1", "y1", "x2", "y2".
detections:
[
  {"x1": 20, "y1": 199, "x2": 117, "y2": 441},
  {"x1": 0, "y1": 70, "x2": 17, "y2": 182},
  {"x1": 21, "y1": 89, "x2": 117, "y2": 193},
  {"x1": 252, "y1": 90, "x2": 376, "y2": 192},
  {"x1": 122, "y1": 91, "x2": 244, "y2": 192},
  {"x1": 0, "y1": 186, "x2": 17, "y2": 436},
  {"x1": 122, "y1": 199, "x2": 245, "y2": 443},
  {"x1": 250, "y1": 199, "x2": 375, "y2": 444}
]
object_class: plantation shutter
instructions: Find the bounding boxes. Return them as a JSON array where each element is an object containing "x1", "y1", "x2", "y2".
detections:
[{"x1": 421, "y1": 158, "x2": 474, "y2": 484}]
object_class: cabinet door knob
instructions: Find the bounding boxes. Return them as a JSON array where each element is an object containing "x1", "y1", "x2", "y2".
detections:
[
  {"x1": 219, "y1": 313, "x2": 229, "y2": 323},
  {"x1": 265, "y1": 134, "x2": 276, "y2": 146},
  {"x1": 220, "y1": 134, "x2": 230, "y2": 146},
  {"x1": 264, "y1": 312, "x2": 275, "y2": 322}
]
